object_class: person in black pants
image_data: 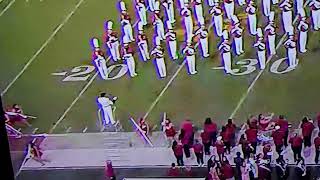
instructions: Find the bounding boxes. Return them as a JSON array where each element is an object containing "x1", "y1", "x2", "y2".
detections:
[{"x1": 234, "y1": 152, "x2": 244, "y2": 180}]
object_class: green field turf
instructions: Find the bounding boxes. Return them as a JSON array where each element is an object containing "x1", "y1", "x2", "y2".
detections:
[{"x1": 1, "y1": 0, "x2": 320, "y2": 134}]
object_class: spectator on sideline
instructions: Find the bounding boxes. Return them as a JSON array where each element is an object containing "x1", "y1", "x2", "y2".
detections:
[
  {"x1": 220, "y1": 126, "x2": 231, "y2": 154},
  {"x1": 215, "y1": 136, "x2": 225, "y2": 162},
  {"x1": 234, "y1": 152, "x2": 244, "y2": 180},
  {"x1": 193, "y1": 139, "x2": 204, "y2": 166},
  {"x1": 172, "y1": 140, "x2": 184, "y2": 166},
  {"x1": 221, "y1": 158, "x2": 234, "y2": 180},
  {"x1": 207, "y1": 155, "x2": 218, "y2": 172},
  {"x1": 317, "y1": 112, "x2": 320, "y2": 130},
  {"x1": 248, "y1": 153, "x2": 258, "y2": 180},
  {"x1": 245, "y1": 126, "x2": 258, "y2": 154},
  {"x1": 105, "y1": 160, "x2": 116, "y2": 180},
  {"x1": 204, "y1": 117, "x2": 218, "y2": 145},
  {"x1": 201, "y1": 130, "x2": 211, "y2": 155},
  {"x1": 162, "y1": 118, "x2": 176, "y2": 147},
  {"x1": 301, "y1": 117, "x2": 315, "y2": 147},
  {"x1": 239, "y1": 134, "x2": 251, "y2": 159},
  {"x1": 139, "y1": 118, "x2": 149, "y2": 136},
  {"x1": 262, "y1": 142, "x2": 272, "y2": 160},
  {"x1": 314, "y1": 132, "x2": 320, "y2": 164},
  {"x1": 26, "y1": 142, "x2": 49, "y2": 166},
  {"x1": 257, "y1": 153, "x2": 271, "y2": 180},
  {"x1": 241, "y1": 161, "x2": 250, "y2": 180},
  {"x1": 167, "y1": 163, "x2": 180, "y2": 176},
  {"x1": 271, "y1": 125, "x2": 285, "y2": 156},
  {"x1": 289, "y1": 132, "x2": 303, "y2": 162},
  {"x1": 207, "y1": 163, "x2": 220, "y2": 180},
  {"x1": 295, "y1": 158, "x2": 307, "y2": 178},
  {"x1": 225, "y1": 118, "x2": 237, "y2": 146},
  {"x1": 181, "y1": 120, "x2": 194, "y2": 158},
  {"x1": 275, "y1": 115, "x2": 289, "y2": 147},
  {"x1": 275, "y1": 154, "x2": 289, "y2": 180},
  {"x1": 5, "y1": 104, "x2": 32, "y2": 127},
  {"x1": 258, "y1": 113, "x2": 273, "y2": 131}
]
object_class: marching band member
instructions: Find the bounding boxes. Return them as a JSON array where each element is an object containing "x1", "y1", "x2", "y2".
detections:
[
  {"x1": 179, "y1": 0, "x2": 186, "y2": 9},
  {"x1": 254, "y1": 28, "x2": 267, "y2": 69},
  {"x1": 121, "y1": 11, "x2": 135, "y2": 43},
  {"x1": 193, "y1": 0, "x2": 205, "y2": 26},
  {"x1": 119, "y1": 0, "x2": 127, "y2": 13},
  {"x1": 136, "y1": 0, "x2": 148, "y2": 26},
  {"x1": 264, "y1": 11, "x2": 276, "y2": 55},
  {"x1": 210, "y1": 0, "x2": 223, "y2": 36},
  {"x1": 181, "y1": 4, "x2": 194, "y2": 43},
  {"x1": 284, "y1": 26, "x2": 298, "y2": 69},
  {"x1": 231, "y1": 15, "x2": 244, "y2": 56},
  {"x1": 163, "y1": 0, "x2": 176, "y2": 24},
  {"x1": 207, "y1": 0, "x2": 215, "y2": 6},
  {"x1": 92, "y1": 38, "x2": 108, "y2": 80},
  {"x1": 165, "y1": 21, "x2": 178, "y2": 60},
  {"x1": 262, "y1": 0, "x2": 271, "y2": 17},
  {"x1": 238, "y1": 0, "x2": 246, "y2": 6},
  {"x1": 97, "y1": 93, "x2": 118, "y2": 126},
  {"x1": 296, "y1": 0, "x2": 304, "y2": 14},
  {"x1": 246, "y1": 0, "x2": 257, "y2": 35},
  {"x1": 195, "y1": 24, "x2": 210, "y2": 58},
  {"x1": 148, "y1": 0, "x2": 156, "y2": 12},
  {"x1": 218, "y1": 30, "x2": 233, "y2": 74},
  {"x1": 309, "y1": 0, "x2": 320, "y2": 31},
  {"x1": 182, "y1": 43, "x2": 197, "y2": 75},
  {"x1": 122, "y1": 43, "x2": 138, "y2": 77},
  {"x1": 224, "y1": 0, "x2": 235, "y2": 19},
  {"x1": 153, "y1": 2, "x2": 166, "y2": 40},
  {"x1": 272, "y1": 0, "x2": 279, "y2": 4},
  {"x1": 105, "y1": 21, "x2": 121, "y2": 62},
  {"x1": 297, "y1": 10, "x2": 309, "y2": 53},
  {"x1": 280, "y1": 0, "x2": 293, "y2": 33},
  {"x1": 137, "y1": 22, "x2": 150, "y2": 61},
  {"x1": 151, "y1": 36, "x2": 167, "y2": 78}
]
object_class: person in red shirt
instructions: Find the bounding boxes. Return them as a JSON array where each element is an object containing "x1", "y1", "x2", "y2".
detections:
[
  {"x1": 201, "y1": 130, "x2": 211, "y2": 155},
  {"x1": 193, "y1": 139, "x2": 204, "y2": 166},
  {"x1": 172, "y1": 140, "x2": 184, "y2": 166},
  {"x1": 139, "y1": 118, "x2": 149, "y2": 136},
  {"x1": 226, "y1": 118, "x2": 237, "y2": 146},
  {"x1": 239, "y1": 134, "x2": 251, "y2": 159},
  {"x1": 317, "y1": 113, "x2": 320, "y2": 130},
  {"x1": 275, "y1": 115, "x2": 289, "y2": 147},
  {"x1": 181, "y1": 120, "x2": 194, "y2": 158},
  {"x1": 105, "y1": 160, "x2": 116, "y2": 180},
  {"x1": 272, "y1": 126, "x2": 285, "y2": 156},
  {"x1": 204, "y1": 117, "x2": 218, "y2": 145},
  {"x1": 289, "y1": 133, "x2": 303, "y2": 162},
  {"x1": 301, "y1": 117, "x2": 315, "y2": 147},
  {"x1": 162, "y1": 118, "x2": 176, "y2": 147},
  {"x1": 314, "y1": 132, "x2": 320, "y2": 164},
  {"x1": 245, "y1": 127, "x2": 258, "y2": 154},
  {"x1": 215, "y1": 136, "x2": 225, "y2": 162},
  {"x1": 221, "y1": 126, "x2": 232, "y2": 154},
  {"x1": 167, "y1": 163, "x2": 180, "y2": 176},
  {"x1": 221, "y1": 159, "x2": 234, "y2": 180}
]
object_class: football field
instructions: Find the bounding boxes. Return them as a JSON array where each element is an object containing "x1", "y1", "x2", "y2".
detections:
[{"x1": 1, "y1": 0, "x2": 320, "y2": 134}]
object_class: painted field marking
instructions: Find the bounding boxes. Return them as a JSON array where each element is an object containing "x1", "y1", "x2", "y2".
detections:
[
  {"x1": 66, "y1": 126, "x2": 72, "y2": 133},
  {"x1": 143, "y1": 24, "x2": 214, "y2": 120},
  {"x1": 0, "y1": 0, "x2": 15, "y2": 17},
  {"x1": 82, "y1": 126, "x2": 88, "y2": 133},
  {"x1": 1, "y1": 0, "x2": 85, "y2": 96},
  {"x1": 49, "y1": 8, "x2": 144, "y2": 133},
  {"x1": 32, "y1": 128, "x2": 39, "y2": 134},
  {"x1": 229, "y1": 3, "x2": 309, "y2": 119}
]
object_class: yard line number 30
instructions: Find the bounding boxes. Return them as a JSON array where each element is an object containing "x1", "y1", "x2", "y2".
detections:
[{"x1": 59, "y1": 57, "x2": 293, "y2": 82}]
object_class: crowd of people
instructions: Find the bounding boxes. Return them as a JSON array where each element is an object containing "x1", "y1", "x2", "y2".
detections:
[{"x1": 161, "y1": 113, "x2": 320, "y2": 179}]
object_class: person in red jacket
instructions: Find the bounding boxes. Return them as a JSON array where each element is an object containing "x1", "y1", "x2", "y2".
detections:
[
  {"x1": 201, "y1": 130, "x2": 211, "y2": 155},
  {"x1": 167, "y1": 163, "x2": 180, "y2": 176},
  {"x1": 301, "y1": 117, "x2": 315, "y2": 147},
  {"x1": 172, "y1": 140, "x2": 184, "y2": 166},
  {"x1": 162, "y1": 118, "x2": 176, "y2": 147},
  {"x1": 289, "y1": 133, "x2": 303, "y2": 162},
  {"x1": 245, "y1": 127, "x2": 258, "y2": 154},
  {"x1": 204, "y1": 117, "x2": 218, "y2": 145},
  {"x1": 105, "y1": 160, "x2": 116, "y2": 180},
  {"x1": 193, "y1": 139, "x2": 204, "y2": 166},
  {"x1": 314, "y1": 132, "x2": 320, "y2": 164},
  {"x1": 215, "y1": 136, "x2": 225, "y2": 162},
  {"x1": 272, "y1": 125, "x2": 285, "y2": 156},
  {"x1": 221, "y1": 159, "x2": 234, "y2": 180},
  {"x1": 275, "y1": 115, "x2": 290, "y2": 147},
  {"x1": 221, "y1": 126, "x2": 232, "y2": 154}
]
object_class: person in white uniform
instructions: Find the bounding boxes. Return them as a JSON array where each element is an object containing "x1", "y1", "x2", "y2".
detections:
[
  {"x1": 193, "y1": 0, "x2": 205, "y2": 26},
  {"x1": 162, "y1": 0, "x2": 176, "y2": 23},
  {"x1": 97, "y1": 93, "x2": 117, "y2": 126},
  {"x1": 136, "y1": 0, "x2": 148, "y2": 26},
  {"x1": 148, "y1": 0, "x2": 156, "y2": 11},
  {"x1": 181, "y1": 3, "x2": 194, "y2": 43},
  {"x1": 122, "y1": 43, "x2": 138, "y2": 77},
  {"x1": 297, "y1": 9, "x2": 309, "y2": 53},
  {"x1": 262, "y1": 0, "x2": 271, "y2": 17},
  {"x1": 92, "y1": 38, "x2": 108, "y2": 80},
  {"x1": 224, "y1": 0, "x2": 235, "y2": 19},
  {"x1": 246, "y1": 0, "x2": 257, "y2": 35},
  {"x1": 284, "y1": 26, "x2": 298, "y2": 68},
  {"x1": 195, "y1": 24, "x2": 210, "y2": 58},
  {"x1": 254, "y1": 28, "x2": 267, "y2": 69},
  {"x1": 183, "y1": 43, "x2": 197, "y2": 75},
  {"x1": 105, "y1": 21, "x2": 121, "y2": 62},
  {"x1": 165, "y1": 21, "x2": 178, "y2": 60},
  {"x1": 309, "y1": 0, "x2": 320, "y2": 31},
  {"x1": 218, "y1": 30, "x2": 233, "y2": 74},
  {"x1": 137, "y1": 22, "x2": 150, "y2": 61},
  {"x1": 264, "y1": 11, "x2": 276, "y2": 55},
  {"x1": 210, "y1": 0, "x2": 223, "y2": 36},
  {"x1": 151, "y1": 36, "x2": 167, "y2": 78},
  {"x1": 231, "y1": 15, "x2": 244, "y2": 55},
  {"x1": 280, "y1": 0, "x2": 293, "y2": 33},
  {"x1": 153, "y1": 2, "x2": 166, "y2": 40}
]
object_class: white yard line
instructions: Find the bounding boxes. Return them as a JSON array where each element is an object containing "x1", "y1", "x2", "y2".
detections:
[
  {"x1": 49, "y1": 17, "x2": 142, "y2": 134},
  {"x1": 229, "y1": 10, "x2": 306, "y2": 119},
  {"x1": 143, "y1": 24, "x2": 214, "y2": 120},
  {"x1": 0, "y1": 0, "x2": 15, "y2": 17},
  {"x1": 1, "y1": 0, "x2": 85, "y2": 96}
]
